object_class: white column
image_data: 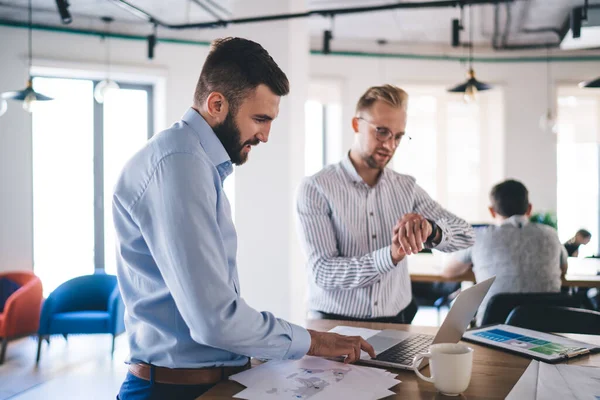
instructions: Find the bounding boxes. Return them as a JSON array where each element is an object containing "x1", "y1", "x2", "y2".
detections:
[{"x1": 230, "y1": 0, "x2": 309, "y2": 323}]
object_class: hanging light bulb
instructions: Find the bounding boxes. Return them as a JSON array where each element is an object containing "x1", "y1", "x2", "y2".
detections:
[
  {"x1": 95, "y1": 16, "x2": 119, "y2": 104},
  {"x1": 23, "y1": 92, "x2": 37, "y2": 113},
  {"x1": 464, "y1": 84, "x2": 477, "y2": 103},
  {"x1": 0, "y1": 98, "x2": 7, "y2": 117},
  {"x1": 539, "y1": 109, "x2": 557, "y2": 133},
  {"x1": 94, "y1": 79, "x2": 119, "y2": 103}
]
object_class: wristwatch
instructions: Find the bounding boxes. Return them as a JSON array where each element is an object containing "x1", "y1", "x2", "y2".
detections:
[{"x1": 425, "y1": 219, "x2": 440, "y2": 248}]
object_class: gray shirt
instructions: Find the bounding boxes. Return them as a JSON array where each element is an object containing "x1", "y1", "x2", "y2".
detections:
[{"x1": 453, "y1": 215, "x2": 567, "y2": 325}]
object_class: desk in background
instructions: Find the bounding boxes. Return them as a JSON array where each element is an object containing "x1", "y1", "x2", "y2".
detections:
[
  {"x1": 199, "y1": 320, "x2": 600, "y2": 399},
  {"x1": 408, "y1": 253, "x2": 600, "y2": 288}
]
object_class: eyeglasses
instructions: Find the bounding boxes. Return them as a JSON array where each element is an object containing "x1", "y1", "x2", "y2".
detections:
[{"x1": 357, "y1": 117, "x2": 411, "y2": 146}]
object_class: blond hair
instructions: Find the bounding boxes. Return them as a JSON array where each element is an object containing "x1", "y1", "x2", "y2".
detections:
[{"x1": 355, "y1": 84, "x2": 408, "y2": 114}]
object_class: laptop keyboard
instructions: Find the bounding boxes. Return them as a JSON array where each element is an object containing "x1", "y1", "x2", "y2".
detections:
[{"x1": 374, "y1": 334, "x2": 434, "y2": 365}]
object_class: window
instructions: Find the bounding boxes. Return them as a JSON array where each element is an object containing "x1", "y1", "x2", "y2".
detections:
[
  {"x1": 393, "y1": 85, "x2": 504, "y2": 223},
  {"x1": 305, "y1": 80, "x2": 343, "y2": 176},
  {"x1": 556, "y1": 89, "x2": 600, "y2": 257},
  {"x1": 32, "y1": 76, "x2": 153, "y2": 293}
]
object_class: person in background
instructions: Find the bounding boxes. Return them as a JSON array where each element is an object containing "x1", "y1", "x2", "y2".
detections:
[
  {"x1": 113, "y1": 37, "x2": 374, "y2": 400},
  {"x1": 296, "y1": 84, "x2": 474, "y2": 325},
  {"x1": 564, "y1": 229, "x2": 592, "y2": 257},
  {"x1": 442, "y1": 179, "x2": 568, "y2": 326}
]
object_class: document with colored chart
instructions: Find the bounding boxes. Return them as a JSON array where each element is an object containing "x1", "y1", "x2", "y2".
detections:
[
  {"x1": 463, "y1": 324, "x2": 598, "y2": 362},
  {"x1": 229, "y1": 355, "x2": 400, "y2": 400}
]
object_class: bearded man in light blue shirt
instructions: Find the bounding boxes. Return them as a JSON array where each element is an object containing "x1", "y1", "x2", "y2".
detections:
[{"x1": 113, "y1": 37, "x2": 374, "y2": 400}]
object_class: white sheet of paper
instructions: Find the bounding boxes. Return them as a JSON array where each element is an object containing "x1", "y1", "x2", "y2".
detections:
[
  {"x1": 555, "y1": 364, "x2": 600, "y2": 400},
  {"x1": 537, "y1": 362, "x2": 575, "y2": 400},
  {"x1": 506, "y1": 360, "x2": 538, "y2": 400}
]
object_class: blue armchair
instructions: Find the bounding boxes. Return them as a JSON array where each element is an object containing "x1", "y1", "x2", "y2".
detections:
[{"x1": 36, "y1": 274, "x2": 125, "y2": 363}]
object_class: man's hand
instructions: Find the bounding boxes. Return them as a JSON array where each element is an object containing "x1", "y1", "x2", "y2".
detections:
[
  {"x1": 391, "y1": 234, "x2": 407, "y2": 264},
  {"x1": 393, "y1": 213, "x2": 433, "y2": 256},
  {"x1": 307, "y1": 330, "x2": 376, "y2": 364}
]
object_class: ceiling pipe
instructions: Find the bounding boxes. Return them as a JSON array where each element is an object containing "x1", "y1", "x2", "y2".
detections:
[{"x1": 492, "y1": 2, "x2": 562, "y2": 50}]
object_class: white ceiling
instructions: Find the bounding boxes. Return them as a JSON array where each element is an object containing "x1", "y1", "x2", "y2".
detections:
[{"x1": 0, "y1": 0, "x2": 597, "y2": 53}]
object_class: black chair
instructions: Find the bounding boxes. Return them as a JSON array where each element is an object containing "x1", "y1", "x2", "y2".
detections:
[
  {"x1": 506, "y1": 305, "x2": 600, "y2": 335},
  {"x1": 480, "y1": 292, "x2": 582, "y2": 326},
  {"x1": 412, "y1": 281, "x2": 461, "y2": 325}
]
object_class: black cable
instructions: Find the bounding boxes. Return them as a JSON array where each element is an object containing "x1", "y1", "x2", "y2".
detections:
[
  {"x1": 28, "y1": 0, "x2": 32, "y2": 74},
  {"x1": 546, "y1": 45, "x2": 552, "y2": 107},
  {"x1": 469, "y1": 3, "x2": 473, "y2": 69},
  {"x1": 101, "y1": 17, "x2": 114, "y2": 79}
]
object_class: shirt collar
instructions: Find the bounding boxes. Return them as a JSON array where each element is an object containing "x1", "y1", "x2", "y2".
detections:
[
  {"x1": 181, "y1": 108, "x2": 233, "y2": 180},
  {"x1": 500, "y1": 215, "x2": 530, "y2": 227},
  {"x1": 340, "y1": 152, "x2": 389, "y2": 185}
]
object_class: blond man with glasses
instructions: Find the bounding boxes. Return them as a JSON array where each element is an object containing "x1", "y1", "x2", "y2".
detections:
[{"x1": 296, "y1": 84, "x2": 475, "y2": 324}]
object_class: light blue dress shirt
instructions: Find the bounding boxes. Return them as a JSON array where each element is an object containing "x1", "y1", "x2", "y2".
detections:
[{"x1": 112, "y1": 108, "x2": 311, "y2": 368}]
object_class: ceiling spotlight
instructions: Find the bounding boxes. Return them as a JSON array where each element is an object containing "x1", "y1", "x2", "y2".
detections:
[
  {"x1": 571, "y1": 8, "x2": 582, "y2": 38},
  {"x1": 55, "y1": 0, "x2": 72, "y2": 25},
  {"x1": 148, "y1": 34, "x2": 156, "y2": 59},
  {"x1": 323, "y1": 30, "x2": 333, "y2": 55},
  {"x1": 452, "y1": 19, "x2": 462, "y2": 47},
  {"x1": 147, "y1": 24, "x2": 157, "y2": 60}
]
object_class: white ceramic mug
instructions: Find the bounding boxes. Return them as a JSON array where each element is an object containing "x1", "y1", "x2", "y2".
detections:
[{"x1": 412, "y1": 343, "x2": 473, "y2": 396}]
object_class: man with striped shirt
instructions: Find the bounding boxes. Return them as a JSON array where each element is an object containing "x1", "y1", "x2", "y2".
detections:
[{"x1": 296, "y1": 85, "x2": 475, "y2": 323}]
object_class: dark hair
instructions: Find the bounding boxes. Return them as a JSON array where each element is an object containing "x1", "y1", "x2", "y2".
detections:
[
  {"x1": 194, "y1": 37, "x2": 289, "y2": 113},
  {"x1": 577, "y1": 229, "x2": 592, "y2": 238},
  {"x1": 490, "y1": 179, "x2": 529, "y2": 217}
]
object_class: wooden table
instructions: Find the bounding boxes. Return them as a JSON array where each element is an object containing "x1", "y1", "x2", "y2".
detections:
[
  {"x1": 408, "y1": 254, "x2": 600, "y2": 288},
  {"x1": 199, "y1": 320, "x2": 600, "y2": 399}
]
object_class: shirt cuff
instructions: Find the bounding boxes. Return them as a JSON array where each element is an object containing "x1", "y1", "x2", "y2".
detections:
[
  {"x1": 373, "y1": 246, "x2": 396, "y2": 274},
  {"x1": 428, "y1": 219, "x2": 452, "y2": 251},
  {"x1": 283, "y1": 323, "x2": 311, "y2": 360}
]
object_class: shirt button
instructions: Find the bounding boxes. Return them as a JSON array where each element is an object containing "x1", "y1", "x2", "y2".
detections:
[
  {"x1": 374, "y1": 301, "x2": 378, "y2": 306},
  {"x1": 369, "y1": 212, "x2": 374, "y2": 216},
  {"x1": 372, "y1": 234, "x2": 377, "y2": 239}
]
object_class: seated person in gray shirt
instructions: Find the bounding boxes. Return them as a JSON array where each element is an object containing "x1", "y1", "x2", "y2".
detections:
[
  {"x1": 296, "y1": 85, "x2": 474, "y2": 324},
  {"x1": 442, "y1": 179, "x2": 568, "y2": 325}
]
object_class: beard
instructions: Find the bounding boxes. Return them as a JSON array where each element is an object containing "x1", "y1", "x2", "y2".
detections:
[
  {"x1": 362, "y1": 151, "x2": 392, "y2": 170},
  {"x1": 213, "y1": 111, "x2": 258, "y2": 166}
]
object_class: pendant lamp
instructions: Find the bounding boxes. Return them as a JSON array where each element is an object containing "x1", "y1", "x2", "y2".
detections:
[{"x1": 1, "y1": 0, "x2": 53, "y2": 113}]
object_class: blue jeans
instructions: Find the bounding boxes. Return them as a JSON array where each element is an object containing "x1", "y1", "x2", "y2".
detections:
[{"x1": 117, "y1": 371, "x2": 214, "y2": 400}]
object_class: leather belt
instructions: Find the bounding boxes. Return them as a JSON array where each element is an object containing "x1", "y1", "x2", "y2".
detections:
[{"x1": 128, "y1": 361, "x2": 251, "y2": 385}]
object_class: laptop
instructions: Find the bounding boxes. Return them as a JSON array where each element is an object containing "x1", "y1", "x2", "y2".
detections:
[{"x1": 360, "y1": 276, "x2": 496, "y2": 370}]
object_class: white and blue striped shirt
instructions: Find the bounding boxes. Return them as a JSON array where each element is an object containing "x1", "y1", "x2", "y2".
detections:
[{"x1": 296, "y1": 154, "x2": 475, "y2": 319}]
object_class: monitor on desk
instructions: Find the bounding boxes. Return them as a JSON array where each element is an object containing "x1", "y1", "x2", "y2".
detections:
[{"x1": 471, "y1": 223, "x2": 491, "y2": 230}]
